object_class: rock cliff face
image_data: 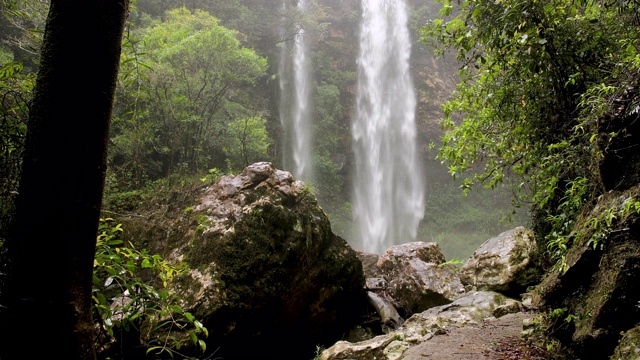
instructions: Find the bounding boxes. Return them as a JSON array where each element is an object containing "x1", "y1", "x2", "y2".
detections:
[
  {"x1": 597, "y1": 78, "x2": 640, "y2": 192},
  {"x1": 131, "y1": 163, "x2": 366, "y2": 359},
  {"x1": 533, "y1": 186, "x2": 640, "y2": 359},
  {"x1": 531, "y1": 78, "x2": 640, "y2": 359}
]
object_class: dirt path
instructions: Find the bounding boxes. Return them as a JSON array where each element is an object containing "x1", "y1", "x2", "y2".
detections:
[{"x1": 401, "y1": 311, "x2": 547, "y2": 360}]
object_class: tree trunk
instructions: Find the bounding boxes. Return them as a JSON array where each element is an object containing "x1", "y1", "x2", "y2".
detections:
[{"x1": 2, "y1": 1, "x2": 129, "y2": 359}]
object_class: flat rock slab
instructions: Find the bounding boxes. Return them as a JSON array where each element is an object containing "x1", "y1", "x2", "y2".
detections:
[{"x1": 401, "y1": 312, "x2": 533, "y2": 359}]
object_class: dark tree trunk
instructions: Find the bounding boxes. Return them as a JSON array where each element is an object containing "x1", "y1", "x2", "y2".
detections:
[{"x1": 1, "y1": 1, "x2": 129, "y2": 359}]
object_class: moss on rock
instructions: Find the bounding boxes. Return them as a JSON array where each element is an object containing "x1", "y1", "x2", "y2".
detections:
[
  {"x1": 533, "y1": 185, "x2": 640, "y2": 359},
  {"x1": 611, "y1": 325, "x2": 640, "y2": 360},
  {"x1": 121, "y1": 163, "x2": 366, "y2": 359}
]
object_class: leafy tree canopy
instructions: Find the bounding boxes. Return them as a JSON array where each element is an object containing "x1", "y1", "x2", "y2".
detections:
[
  {"x1": 141, "y1": 8, "x2": 267, "y2": 87},
  {"x1": 109, "y1": 7, "x2": 268, "y2": 189},
  {"x1": 224, "y1": 115, "x2": 270, "y2": 171}
]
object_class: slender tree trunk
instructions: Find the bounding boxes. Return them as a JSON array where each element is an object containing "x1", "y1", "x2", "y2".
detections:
[{"x1": 2, "y1": 1, "x2": 129, "y2": 359}]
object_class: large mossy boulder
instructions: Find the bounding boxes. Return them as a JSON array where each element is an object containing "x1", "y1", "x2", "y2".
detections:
[
  {"x1": 459, "y1": 226, "x2": 541, "y2": 296},
  {"x1": 130, "y1": 163, "x2": 366, "y2": 359}
]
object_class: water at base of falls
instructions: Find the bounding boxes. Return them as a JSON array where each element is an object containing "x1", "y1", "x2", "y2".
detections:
[{"x1": 352, "y1": 0, "x2": 425, "y2": 255}]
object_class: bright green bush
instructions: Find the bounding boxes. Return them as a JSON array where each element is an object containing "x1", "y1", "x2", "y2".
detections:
[{"x1": 93, "y1": 218, "x2": 208, "y2": 357}]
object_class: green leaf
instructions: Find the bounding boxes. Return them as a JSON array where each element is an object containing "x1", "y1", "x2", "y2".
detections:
[
  {"x1": 107, "y1": 239, "x2": 123, "y2": 246},
  {"x1": 198, "y1": 339, "x2": 207, "y2": 352},
  {"x1": 184, "y1": 312, "x2": 195, "y2": 322}
]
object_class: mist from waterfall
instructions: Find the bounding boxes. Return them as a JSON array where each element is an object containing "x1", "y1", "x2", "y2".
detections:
[
  {"x1": 352, "y1": 0, "x2": 425, "y2": 255},
  {"x1": 279, "y1": 0, "x2": 313, "y2": 183}
]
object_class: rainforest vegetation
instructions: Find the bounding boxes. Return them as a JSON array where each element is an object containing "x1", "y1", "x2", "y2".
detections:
[
  {"x1": 424, "y1": 0, "x2": 640, "y2": 269},
  {"x1": 0, "y1": 0, "x2": 639, "y2": 358}
]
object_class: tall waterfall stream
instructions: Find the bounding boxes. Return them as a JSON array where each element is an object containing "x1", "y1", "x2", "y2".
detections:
[{"x1": 352, "y1": 0, "x2": 424, "y2": 254}]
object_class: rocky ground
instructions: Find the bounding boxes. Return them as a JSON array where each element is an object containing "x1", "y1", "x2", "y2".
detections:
[{"x1": 401, "y1": 311, "x2": 566, "y2": 360}]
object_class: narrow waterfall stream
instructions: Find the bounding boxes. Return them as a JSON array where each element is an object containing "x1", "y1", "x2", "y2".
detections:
[
  {"x1": 279, "y1": 0, "x2": 313, "y2": 183},
  {"x1": 291, "y1": 0, "x2": 313, "y2": 182},
  {"x1": 352, "y1": 0, "x2": 425, "y2": 254}
]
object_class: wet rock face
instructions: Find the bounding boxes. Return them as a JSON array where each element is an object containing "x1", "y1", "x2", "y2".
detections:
[
  {"x1": 597, "y1": 80, "x2": 640, "y2": 192},
  {"x1": 533, "y1": 187, "x2": 640, "y2": 359},
  {"x1": 161, "y1": 162, "x2": 366, "y2": 359},
  {"x1": 571, "y1": 238, "x2": 640, "y2": 357},
  {"x1": 377, "y1": 242, "x2": 447, "y2": 268},
  {"x1": 382, "y1": 258, "x2": 465, "y2": 316},
  {"x1": 359, "y1": 242, "x2": 464, "y2": 319},
  {"x1": 459, "y1": 226, "x2": 540, "y2": 296},
  {"x1": 612, "y1": 324, "x2": 640, "y2": 360}
]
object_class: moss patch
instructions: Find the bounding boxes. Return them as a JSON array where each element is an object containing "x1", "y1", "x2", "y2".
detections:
[{"x1": 611, "y1": 325, "x2": 640, "y2": 360}]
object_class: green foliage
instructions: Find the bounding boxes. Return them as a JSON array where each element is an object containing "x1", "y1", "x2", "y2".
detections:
[
  {"x1": 421, "y1": 0, "x2": 640, "y2": 268},
  {"x1": 102, "y1": 189, "x2": 145, "y2": 212},
  {"x1": 223, "y1": 115, "x2": 270, "y2": 171},
  {"x1": 312, "y1": 151, "x2": 343, "y2": 207},
  {"x1": 419, "y1": 179, "x2": 528, "y2": 260},
  {"x1": 543, "y1": 186, "x2": 640, "y2": 273},
  {"x1": 308, "y1": 82, "x2": 351, "y2": 236},
  {"x1": 0, "y1": 57, "x2": 34, "y2": 237},
  {"x1": 0, "y1": 0, "x2": 44, "y2": 307},
  {"x1": 312, "y1": 344, "x2": 326, "y2": 360},
  {"x1": 543, "y1": 307, "x2": 578, "y2": 338},
  {"x1": 103, "y1": 170, "x2": 204, "y2": 220},
  {"x1": 0, "y1": 0, "x2": 41, "y2": 200},
  {"x1": 543, "y1": 176, "x2": 589, "y2": 270},
  {"x1": 108, "y1": 25, "x2": 157, "y2": 190},
  {"x1": 109, "y1": 7, "x2": 269, "y2": 191},
  {"x1": 93, "y1": 218, "x2": 208, "y2": 357},
  {"x1": 313, "y1": 83, "x2": 343, "y2": 151},
  {"x1": 438, "y1": 258, "x2": 465, "y2": 270},
  {"x1": 0, "y1": 46, "x2": 13, "y2": 65},
  {"x1": 0, "y1": 0, "x2": 48, "y2": 68},
  {"x1": 324, "y1": 200, "x2": 354, "y2": 242},
  {"x1": 424, "y1": 230, "x2": 491, "y2": 262},
  {"x1": 200, "y1": 167, "x2": 224, "y2": 183}
]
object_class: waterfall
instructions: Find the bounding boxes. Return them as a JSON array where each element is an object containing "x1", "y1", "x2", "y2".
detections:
[
  {"x1": 278, "y1": 2, "x2": 291, "y2": 173},
  {"x1": 352, "y1": 0, "x2": 425, "y2": 254},
  {"x1": 279, "y1": 0, "x2": 313, "y2": 183}
]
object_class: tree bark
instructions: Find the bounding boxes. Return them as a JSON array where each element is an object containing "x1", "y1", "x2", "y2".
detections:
[{"x1": 2, "y1": 1, "x2": 129, "y2": 358}]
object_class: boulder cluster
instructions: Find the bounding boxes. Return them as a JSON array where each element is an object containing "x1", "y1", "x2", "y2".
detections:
[
  {"x1": 179, "y1": 159, "x2": 544, "y2": 359},
  {"x1": 321, "y1": 226, "x2": 540, "y2": 359},
  {"x1": 118, "y1": 161, "x2": 640, "y2": 360}
]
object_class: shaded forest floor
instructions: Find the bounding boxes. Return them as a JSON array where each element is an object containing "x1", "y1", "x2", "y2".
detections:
[{"x1": 400, "y1": 312, "x2": 570, "y2": 360}]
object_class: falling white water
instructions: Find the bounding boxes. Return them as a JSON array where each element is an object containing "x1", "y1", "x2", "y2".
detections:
[
  {"x1": 279, "y1": 0, "x2": 313, "y2": 182},
  {"x1": 353, "y1": 0, "x2": 425, "y2": 254},
  {"x1": 278, "y1": 1, "x2": 290, "y2": 170}
]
